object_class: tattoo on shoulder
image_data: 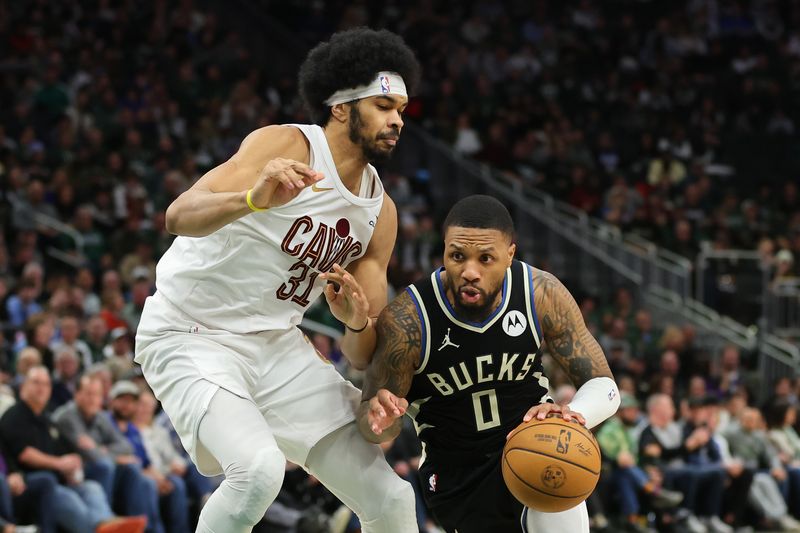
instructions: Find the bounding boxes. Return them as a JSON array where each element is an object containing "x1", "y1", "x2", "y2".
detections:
[
  {"x1": 362, "y1": 290, "x2": 421, "y2": 399},
  {"x1": 533, "y1": 270, "x2": 613, "y2": 387}
]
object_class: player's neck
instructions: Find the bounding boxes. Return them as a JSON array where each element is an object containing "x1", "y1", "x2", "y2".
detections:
[{"x1": 323, "y1": 126, "x2": 368, "y2": 195}]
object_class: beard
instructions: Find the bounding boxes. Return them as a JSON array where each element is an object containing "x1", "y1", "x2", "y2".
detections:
[
  {"x1": 348, "y1": 105, "x2": 398, "y2": 163},
  {"x1": 443, "y1": 274, "x2": 503, "y2": 323}
]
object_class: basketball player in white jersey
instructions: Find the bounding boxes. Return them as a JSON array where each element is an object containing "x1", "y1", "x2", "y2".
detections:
[
  {"x1": 357, "y1": 196, "x2": 620, "y2": 533},
  {"x1": 134, "y1": 29, "x2": 421, "y2": 533}
]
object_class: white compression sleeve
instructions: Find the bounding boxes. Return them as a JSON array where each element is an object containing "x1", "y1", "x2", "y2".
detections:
[{"x1": 567, "y1": 376, "x2": 620, "y2": 429}]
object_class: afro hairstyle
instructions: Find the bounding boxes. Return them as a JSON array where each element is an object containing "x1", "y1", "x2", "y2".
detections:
[
  {"x1": 298, "y1": 28, "x2": 421, "y2": 125},
  {"x1": 442, "y1": 195, "x2": 515, "y2": 240}
]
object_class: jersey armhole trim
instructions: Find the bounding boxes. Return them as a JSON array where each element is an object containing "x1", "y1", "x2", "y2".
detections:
[
  {"x1": 406, "y1": 286, "x2": 431, "y2": 374},
  {"x1": 524, "y1": 263, "x2": 543, "y2": 347}
]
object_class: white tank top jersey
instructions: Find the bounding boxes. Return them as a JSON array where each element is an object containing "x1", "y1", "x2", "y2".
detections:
[{"x1": 155, "y1": 124, "x2": 385, "y2": 334}]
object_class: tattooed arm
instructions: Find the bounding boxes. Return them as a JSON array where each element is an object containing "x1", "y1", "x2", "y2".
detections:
[
  {"x1": 534, "y1": 269, "x2": 613, "y2": 387},
  {"x1": 518, "y1": 268, "x2": 618, "y2": 429},
  {"x1": 357, "y1": 290, "x2": 421, "y2": 444}
]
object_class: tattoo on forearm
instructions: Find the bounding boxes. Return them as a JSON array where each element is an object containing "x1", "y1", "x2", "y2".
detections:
[
  {"x1": 362, "y1": 291, "x2": 420, "y2": 400},
  {"x1": 534, "y1": 271, "x2": 613, "y2": 387}
]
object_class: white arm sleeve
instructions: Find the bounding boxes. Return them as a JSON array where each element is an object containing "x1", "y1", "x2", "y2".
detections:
[{"x1": 567, "y1": 376, "x2": 620, "y2": 430}]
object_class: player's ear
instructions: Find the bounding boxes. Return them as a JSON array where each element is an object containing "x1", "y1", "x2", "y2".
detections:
[
  {"x1": 330, "y1": 103, "x2": 349, "y2": 123},
  {"x1": 507, "y1": 241, "x2": 516, "y2": 265}
]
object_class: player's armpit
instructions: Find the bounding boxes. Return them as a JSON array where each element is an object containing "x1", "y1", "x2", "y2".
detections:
[{"x1": 534, "y1": 270, "x2": 613, "y2": 389}]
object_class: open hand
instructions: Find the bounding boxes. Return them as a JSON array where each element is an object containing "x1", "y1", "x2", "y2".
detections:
[
  {"x1": 321, "y1": 264, "x2": 370, "y2": 331},
  {"x1": 366, "y1": 389, "x2": 408, "y2": 436},
  {"x1": 248, "y1": 158, "x2": 324, "y2": 209}
]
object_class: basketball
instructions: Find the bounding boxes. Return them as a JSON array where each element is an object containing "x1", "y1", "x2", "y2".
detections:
[{"x1": 502, "y1": 416, "x2": 601, "y2": 513}]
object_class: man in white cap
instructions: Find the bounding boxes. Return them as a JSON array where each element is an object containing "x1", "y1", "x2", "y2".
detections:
[{"x1": 135, "y1": 28, "x2": 422, "y2": 533}]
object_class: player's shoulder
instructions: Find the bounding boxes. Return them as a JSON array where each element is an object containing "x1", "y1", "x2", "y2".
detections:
[
  {"x1": 379, "y1": 289, "x2": 421, "y2": 329},
  {"x1": 237, "y1": 125, "x2": 310, "y2": 163}
]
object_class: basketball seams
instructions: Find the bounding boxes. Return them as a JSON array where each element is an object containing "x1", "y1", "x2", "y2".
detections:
[
  {"x1": 503, "y1": 456, "x2": 595, "y2": 500},
  {"x1": 506, "y1": 421, "x2": 600, "y2": 456},
  {"x1": 505, "y1": 447, "x2": 601, "y2": 476}
]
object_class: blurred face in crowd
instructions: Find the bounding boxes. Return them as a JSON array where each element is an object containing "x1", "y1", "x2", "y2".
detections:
[
  {"x1": 111, "y1": 394, "x2": 139, "y2": 422},
  {"x1": 689, "y1": 376, "x2": 706, "y2": 398},
  {"x1": 648, "y1": 394, "x2": 675, "y2": 428},
  {"x1": 344, "y1": 95, "x2": 407, "y2": 163},
  {"x1": 87, "y1": 316, "x2": 108, "y2": 343},
  {"x1": 16, "y1": 347, "x2": 42, "y2": 377},
  {"x1": 740, "y1": 407, "x2": 761, "y2": 432},
  {"x1": 60, "y1": 316, "x2": 80, "y2": 343},
  {"x1": 55, "y1": 350, "x2": 79, "y2": 379},
  {"x1": 75, "y1": 377, "x2": 105, "y2": 419},
  {"x1": 721, "y1": 345, "x2": 740, "y2": 371},
  {"x1": 660, "y1": 350, "x2": 680, "y2": 376},
  {"x1": 619, "y1": 405, "x2": 639, "y2": 425},
  {"x1": 135, "y1": 391, "x2": 157, "y2": 426},
  {"x1": 634, "y1": 310, "x2": 652, "y2": 331},
  {"x1": 21, "y1": 367, "x2": 51, "y2": 414},
  {"x1": 442, "y1": 226, "x2": 515, "y2": 322}
]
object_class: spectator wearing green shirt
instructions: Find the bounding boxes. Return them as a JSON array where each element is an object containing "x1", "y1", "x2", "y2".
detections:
[{"x1": 597, "y1": 393, "x2": 682, "y2": 532}]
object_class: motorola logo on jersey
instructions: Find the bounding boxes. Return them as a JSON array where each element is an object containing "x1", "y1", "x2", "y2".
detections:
[{"x1": 502, "y1": 310, "x2": 527, "y2": 337}]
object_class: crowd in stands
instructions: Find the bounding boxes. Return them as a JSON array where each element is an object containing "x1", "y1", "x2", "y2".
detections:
[{"x1": 1, "y1": 0, "x2": 800, "y2": 532}]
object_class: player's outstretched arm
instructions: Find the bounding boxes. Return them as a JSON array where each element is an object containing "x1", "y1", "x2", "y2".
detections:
[
  {"x1": 165, "y1": 125, "x2": 323, "y2": 237},
  {"x1": 357, "y1": 290, "x2": 420, "y2": 443},
  {"x1": 534, "y1": 270, "x2": 620, "y2": 429},
  {"x1": 322, "y1": 196, "x2": 398, "y2": 369}
]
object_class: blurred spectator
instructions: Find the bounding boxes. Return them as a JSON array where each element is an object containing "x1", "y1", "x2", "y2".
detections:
[
  {"x1": 103, "y1": 329, "x2": 135, "y2": 382},
  {"x1": 639, "y1": 394, "x2": 730, "y2": 533},
  {"x1": 134, "y1": 390, "x2": 212, "y2": 516},
  {"x1": 596, "y1": 393, "x2": 682, "y2": 531},
  {"x1": 49, "y1": 347, "x2": 80, "y2": 410},
  {"x1": 0, "y1": 367, "x2": 145, "y2": 533},
  {"x1": 53, "y1": 376, "x2": 164, "y2": 533},
  {"x1": 109, "y1": 382, "x2": 189, "y2": 533},
  {"x1": 50, "y1": 315, "x2": 93, "y2": 371}
]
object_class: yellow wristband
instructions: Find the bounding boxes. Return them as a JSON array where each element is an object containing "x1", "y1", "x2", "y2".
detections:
[{"x1": 246, "y1": 189, "x2": 267, "y2": 212}]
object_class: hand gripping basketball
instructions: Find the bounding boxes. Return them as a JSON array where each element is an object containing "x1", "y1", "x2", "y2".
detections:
[
  {"x1": 521, "y1": 402, "x2": 586, "y2": 427},
  {"x1": 249, "y1": 158, "x2": 324, "y2": 209},
  {"x1": 366, "y1": 389, "x2": 408, "y2": 436}
]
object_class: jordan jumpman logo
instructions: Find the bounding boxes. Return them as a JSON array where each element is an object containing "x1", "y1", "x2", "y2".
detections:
[{"x1": 438, "y1": 328, "x2": 460, "y2": 351}]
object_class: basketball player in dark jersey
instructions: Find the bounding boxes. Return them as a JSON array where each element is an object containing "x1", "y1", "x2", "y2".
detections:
[{"x1": 356, "y1": 195, "x2": 620, "y2": 532}]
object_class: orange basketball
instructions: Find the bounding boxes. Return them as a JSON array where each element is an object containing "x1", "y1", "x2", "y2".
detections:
[{"x1": 502, "y1": 416, "x2": 601, "y2": 513}]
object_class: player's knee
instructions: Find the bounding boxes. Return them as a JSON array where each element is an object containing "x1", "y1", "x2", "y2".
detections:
[
  {"x1": 226, "y1": 447, "x2": 285, "y2": 524},
  {"x1": 374, "y1": 475, "x2": 416, "y2": 520}
]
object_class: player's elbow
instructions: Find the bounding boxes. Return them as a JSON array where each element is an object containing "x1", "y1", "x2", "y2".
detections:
[{"x1": 165, "y1": 200, "x2": 184, "y2": 235}]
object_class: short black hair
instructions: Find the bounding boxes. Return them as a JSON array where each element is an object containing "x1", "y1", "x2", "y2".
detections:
[
  {"x1": 442, "y1": 195, "x2": 515, "y2": 239},
  {"x1": 298, "y1": 28, "x2": 421, "y2": 125}
]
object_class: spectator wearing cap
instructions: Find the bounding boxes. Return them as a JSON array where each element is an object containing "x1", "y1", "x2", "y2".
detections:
[
  {"x1": 119, "y1": 244, "x2": 156, "y2": 289},
  {"x1": 0, "y1": 367, "x2": 146, "y2": 533},
  {"x1": 773, "y1": 249, "x2": 795, "y2": 285},
  {"x1": 50, "y1": 315, "x2": 93, "y2": 371},
  {"x1": 597, "y1": 393, "x2": 682, "y2": 531},
  {"x1": 110, "y1": 382, "x2": 189, "y2": 533},
  {"x1": 54, "y1": 376, "x2": 165, "y2": 533},
  {"x1": 103, "y1": 328, "x2": 134, "y2": 382}
]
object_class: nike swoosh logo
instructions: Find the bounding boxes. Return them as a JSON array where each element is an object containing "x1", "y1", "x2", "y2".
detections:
[{"x1": 311, "y1": 183, "x2": 334, "y2": 193}]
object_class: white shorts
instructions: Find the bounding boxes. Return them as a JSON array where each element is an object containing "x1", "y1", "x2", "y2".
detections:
[{"x1": 134, "y1": 291, "x2": 361, "y2": 476}]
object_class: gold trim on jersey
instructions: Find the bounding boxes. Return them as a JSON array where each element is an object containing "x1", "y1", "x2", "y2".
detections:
[{"x1": 430, "y1": 267, "x2": 512, "y2": 333}]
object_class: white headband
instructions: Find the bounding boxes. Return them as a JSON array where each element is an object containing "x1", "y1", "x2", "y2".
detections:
[{"x1": 324, "y1": 71, "x2": 407, "y2": 106}]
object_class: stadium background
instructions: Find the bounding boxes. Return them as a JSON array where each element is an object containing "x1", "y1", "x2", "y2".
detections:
[{"x1": 1, "y1": 0, "x2": 800, "y2": 531}]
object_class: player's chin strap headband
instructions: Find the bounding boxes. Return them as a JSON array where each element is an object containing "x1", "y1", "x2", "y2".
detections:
[
  {"x1": 324, "y1": 71, "x2": 408, "y2": 106},
  {"x1": 567, "y1": 376, "x2": 621, "y2": 430}
]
